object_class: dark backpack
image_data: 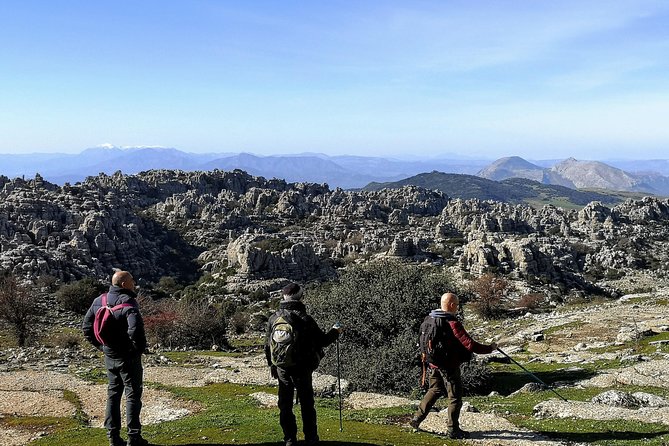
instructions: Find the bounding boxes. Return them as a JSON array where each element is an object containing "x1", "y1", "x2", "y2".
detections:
[
  {"x1": 419, "y1": 315, "x2": 450, "y2": 368},
  {"x1": 269, "y1": 311, "x2": 302, "y2": 368},
  {"x1": 93, "y1": 293, "x2": 134, "y2": 346}
]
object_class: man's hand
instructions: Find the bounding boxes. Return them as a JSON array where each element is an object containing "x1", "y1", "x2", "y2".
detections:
[
  {"x1": 333, "y1": 322, "x2": 343, "y2": 334},
  {"x1": 270, "y1": 365, "x2": 278, "y2": 379}
]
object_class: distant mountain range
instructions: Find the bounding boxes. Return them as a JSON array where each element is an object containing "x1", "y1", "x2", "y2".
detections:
[
  {"x1": 0, "y1": 146, "x2": 489, "y2": 189},
  {"x1": 0, "y1": 146, "x2": 668, "y2": 195}
]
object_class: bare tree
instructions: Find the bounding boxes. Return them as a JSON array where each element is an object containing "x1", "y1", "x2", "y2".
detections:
[
  {"x1": 469, "y1": 273, "x2": 511, "y2": 320},
  {"x1": 0, "y1": 274, "x2": 38, "y2": 347}
]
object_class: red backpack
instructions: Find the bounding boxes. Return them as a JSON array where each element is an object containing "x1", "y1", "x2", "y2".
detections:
[{"x1": 93, "y1": 293, "x2": 134, "y2": 346}]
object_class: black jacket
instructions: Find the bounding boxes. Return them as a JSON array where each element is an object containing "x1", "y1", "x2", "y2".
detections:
[
  {"x1": 265, "y1": 299, "x2": 339, "y2": 371},
  {"x1": 428, "y1": 309, "x2": 493, "y2": 368},
  {"x1": 82, "y1": 286, "x2": 147, "y2": 359}
]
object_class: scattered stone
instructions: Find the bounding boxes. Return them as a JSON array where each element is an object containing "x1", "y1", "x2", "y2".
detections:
[
  {"x1": 632, "y1": 392, "x2": 669, "y2": 408},
  {"x1": 511, "y1": 382, "x2": 546, "y2": 395},
  {"x1": 591, "y1": 390, "x2": 639, "y2": 408},
  {"x1": 250, "y1": 392, "x2": 278, "y2": 408}
]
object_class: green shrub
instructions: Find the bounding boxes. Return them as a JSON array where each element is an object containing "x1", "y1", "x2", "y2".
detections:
[
  {"x1": 308, "y1": 259, "x2": 453, "y2": 395},
  {"x1": 230, "y1": 311, "x2": 250, "y2": 335},
  {"x1": 56, "y1": 278, "x2": 106, "y2": 314},
  {"x1": 252, "y1": 237, "x2": 294, "y2": 252},
  {"x1": 247, "y1": 288, "x2": 270, "y2": 302},
  {"x1": 461, "y1": 359, "x2": 493, "y2": 395}
]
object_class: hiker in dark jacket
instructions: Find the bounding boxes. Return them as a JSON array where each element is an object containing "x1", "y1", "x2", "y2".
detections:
[
  {"x1": 411, "y1": 292, "x2": 497, "y2": 439},
  {"x1": 82, "y1": 271, "x2": 149, "y2": 446},
  {"x1": 265, "y1": 283, "x2": 342, "y2": 446}
]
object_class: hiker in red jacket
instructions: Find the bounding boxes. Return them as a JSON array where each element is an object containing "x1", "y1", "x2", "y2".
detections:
[
  {"x1": 410, "y1": 292, "x2": 497, "y2": 439},
  {"x1": 82, "y1": 271, "x2": 148, "y2": 446}
]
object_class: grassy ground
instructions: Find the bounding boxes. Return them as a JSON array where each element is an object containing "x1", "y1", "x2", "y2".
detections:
[
  {"x1": 8, "y1": 372, "x2": 668, "y2": 446},
  {"x1": 22, "y1": 382, "x2": 458, "y2": 446}
]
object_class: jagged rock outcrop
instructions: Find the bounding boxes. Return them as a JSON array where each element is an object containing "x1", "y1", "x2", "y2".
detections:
[{"x1": 1, "y1": 169, "x2": 668, "y2": 293}]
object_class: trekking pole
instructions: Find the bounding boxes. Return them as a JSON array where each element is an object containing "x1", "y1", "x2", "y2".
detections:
[
  {"x1": 334, "y1": 322, "x2": 343, "y2": 432},
  {"x1": 497, "y1": 348, "x2": 568, "y2": 402}
]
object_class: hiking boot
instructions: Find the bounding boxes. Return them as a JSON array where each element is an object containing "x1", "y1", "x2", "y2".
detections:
[
  {"x1": 109, "y1": 436, "x2": 125, "y2": 446},
  {"x1": 447, "y1": 428, "x2": 471, "y2": 439},
  {"x1": 127, "y1": 435, "x2": 150, "y2": 446},
  {"x1": 409, "y1": 416, "x2": 422, "y2": 430},
  {"x1": 305, "y1": 437, "x2": 319, "y2": 446},
  {"x1": 284, "y1": 438, "x2": 297, "y2": 446}
]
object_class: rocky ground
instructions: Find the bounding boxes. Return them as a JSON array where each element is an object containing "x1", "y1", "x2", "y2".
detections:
[{"x1": 1, "y1": 290, "x2": 668, "y2": 445}]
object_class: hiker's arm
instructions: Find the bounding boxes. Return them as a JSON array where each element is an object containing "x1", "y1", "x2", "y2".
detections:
[
  {"x1": 307, "y1": 316, "x2": 339, "y2": 349},
  {"x1": 126, "y1": 308, "x2": 147, "y2": 354},
  {"x1": 82, "y1": 303, "x2": 102, "y2": 350},
  {"x1": 451, "y1": 321, "x2": 493, "y2": 354}
]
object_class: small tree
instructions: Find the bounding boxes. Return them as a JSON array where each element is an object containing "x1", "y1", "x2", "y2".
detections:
[
  {"x1": 469, "y1": 273, "x2": 510, "y2": 319},
  {"x1": 0, "y1": 274, "x2": 38, "y2": 347}
]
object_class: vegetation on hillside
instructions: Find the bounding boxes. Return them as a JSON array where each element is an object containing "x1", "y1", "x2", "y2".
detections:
[{"x1": 363, "y1": 172, "x2": 647, "y2": 208}]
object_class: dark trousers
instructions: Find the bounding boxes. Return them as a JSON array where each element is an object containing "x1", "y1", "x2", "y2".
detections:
[
  {"x1": 104, "y1": 354, "x2": 144, "y2": 439},
  {"x1": 415, "y1": 366, "x2": 463, "y2": 429},
  {"x1": 276, "y1": 367, "x2": 318, "y2": 442}
]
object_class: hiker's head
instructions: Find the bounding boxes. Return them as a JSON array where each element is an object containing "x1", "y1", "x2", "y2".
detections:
[
  {"x1": 282, "y1": 282, "x2": 303, "y2": 301},
  {"x1": 112, "y1": 271, "x2": 136, "y2": 291},
  {"x1": 441, "y1": 292, "x2": 459, "y2": 313}
]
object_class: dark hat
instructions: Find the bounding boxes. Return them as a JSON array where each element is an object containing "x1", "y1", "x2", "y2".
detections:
[{"x1": 282, "y1": 283, "x2": 303, "y2": 301}]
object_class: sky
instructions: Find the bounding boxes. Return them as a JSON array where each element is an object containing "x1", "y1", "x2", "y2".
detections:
[{"x1": 1, "y1": 0, "x2": 668, "y2": 160}]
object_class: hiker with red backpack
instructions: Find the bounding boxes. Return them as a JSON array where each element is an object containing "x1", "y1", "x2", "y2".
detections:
[
  {"x1": 265, "y1": 283, "x2": 343, "y2": 446},
  {"x1": 82, "y1": 271, "x2": 148, "y2": 446},
  {"x1": 411, "y1": 292, "x2": 497, "y2": 439}
]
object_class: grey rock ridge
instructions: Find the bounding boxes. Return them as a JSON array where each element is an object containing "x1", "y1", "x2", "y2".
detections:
[{"x1": 1, "y1": 169, "x2": 668, "y2": 294}]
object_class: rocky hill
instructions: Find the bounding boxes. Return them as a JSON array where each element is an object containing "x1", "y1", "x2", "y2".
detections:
[
  {"x1": 477, "y1": 156, "x2": 546, "y2": 182},
  {"x1": 478, "y1": 156, "x2": 669, "y2": 195},
  {"x1": 2, "y1": 169, "x2": 669, "y2": 298}
]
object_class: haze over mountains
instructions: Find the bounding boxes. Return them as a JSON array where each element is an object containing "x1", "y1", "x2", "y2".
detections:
[
  {"x1": 1, "y1": 146, "x2": 668, "y2": 195},
  {"x1": 0, "y1": 146, "x2": 488, "y2": 189}
]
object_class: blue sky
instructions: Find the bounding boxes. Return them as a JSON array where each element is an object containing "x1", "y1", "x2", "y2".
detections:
[{"x1": 1, "y1": 1, "x2": 668, "y2": 159}]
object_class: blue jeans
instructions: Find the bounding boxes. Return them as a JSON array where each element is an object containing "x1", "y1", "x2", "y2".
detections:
[{"x1": 104, "y1": 354, "x2": 143, "y2": 438}]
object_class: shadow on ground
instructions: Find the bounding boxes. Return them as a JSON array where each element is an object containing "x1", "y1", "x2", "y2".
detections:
[
  {"x1": 542, "y1": 430, "x2": 669, "y2": 443},
  {"x1": 491, "y1": 367, "x2": 598, "y2": 394},
  {"x1": 170, "y1": 442, "x2": 379, "y2": 446}
]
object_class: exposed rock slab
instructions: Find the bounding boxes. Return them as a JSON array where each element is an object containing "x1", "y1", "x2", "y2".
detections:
[
  {"x1": 0, "y1": 390, "x2": 74, "y2": 417},
  {"x1": 345, "y1": 392, "x2": 418, "y2": 409},
  {"x1": 250, "y1": 391, "x2": 278, "y2": 408},
  {"x1": 0, "y1": 370, "x2": 196, "y2": 427},
  {"x1": 419, "y1": 410, "x2": 572, "y2": 445},
  {"x1": 534, "y1": 399, "x2": 669, "y2": 426},
  {"x1": 580, "y1": 360, "x2": 669, "y2": 388}
]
